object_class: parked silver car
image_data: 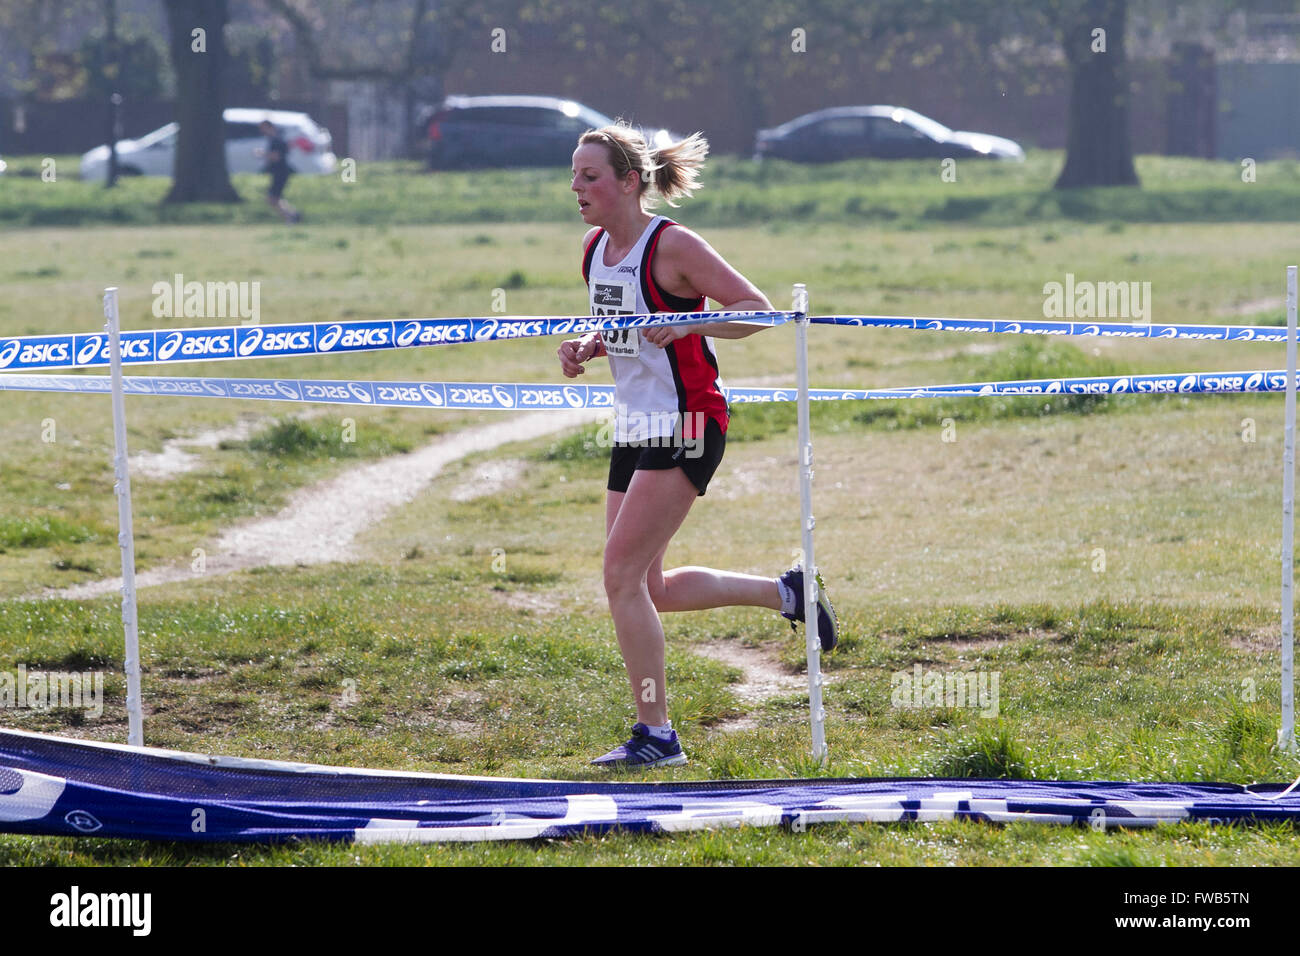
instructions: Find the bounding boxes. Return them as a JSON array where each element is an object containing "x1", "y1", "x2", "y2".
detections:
[{"x1": 80, "y1": 108, "x2": 337, "y2": 181}]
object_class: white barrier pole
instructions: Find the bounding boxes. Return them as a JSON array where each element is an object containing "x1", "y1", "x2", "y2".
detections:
[
  {"x1": 794, "y1": 283, "x2": 827, "y2": 764},
  {"x1": 105, "y1": 289, "x2": 144, "y2": 747},
  {"x1": 1283, "y1": 265, "x2": 1298, "y2": 755}
]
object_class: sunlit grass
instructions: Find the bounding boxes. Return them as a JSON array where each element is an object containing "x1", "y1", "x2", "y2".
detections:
[{"x1": 1, "y1": 164, "x2": 1299, "y2": 865}]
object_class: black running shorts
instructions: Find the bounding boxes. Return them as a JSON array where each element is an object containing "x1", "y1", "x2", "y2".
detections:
[
  {"x1": 607, "y1": 417, "x2": 726, "y2": 497},
  {"x1": 267, "y1": 170, "x2": 291, "y2": 199}
]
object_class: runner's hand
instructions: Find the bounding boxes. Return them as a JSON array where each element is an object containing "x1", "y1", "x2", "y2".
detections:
[
  {"x1": 558, "y1": 333, "x2": 605, "y2": 378},
  {"x1": 644, "y1": 324, "x2": 690, "y2": 348}
]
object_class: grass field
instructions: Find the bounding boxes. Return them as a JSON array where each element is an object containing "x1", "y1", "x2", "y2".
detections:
[
  {"x1": 3, "y1": 150, "x2": 1298, "y2": 228},
  {"x1": 2, "y1": 154, "x2": 1299, "y2": 865}
]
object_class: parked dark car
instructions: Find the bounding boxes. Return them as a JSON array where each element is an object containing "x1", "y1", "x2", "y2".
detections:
[
  {"x1": 425, "y1": 95, "x2": 676, "y2": 169},
  {"x1": 755, "y1": 106, "x2": 1024, "y2": 162}
]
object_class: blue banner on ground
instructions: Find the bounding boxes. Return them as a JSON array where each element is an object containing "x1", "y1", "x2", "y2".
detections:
[{"x1": 0, "y1": 729, "x2": 1295, "y2": 843}]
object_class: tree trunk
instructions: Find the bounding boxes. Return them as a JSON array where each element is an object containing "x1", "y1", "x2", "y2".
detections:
[
  {"x1": 105, "y1": 0, "x2": 119, "y2": 188},
  {"x1": 163, "y1": 0, "x2": 240, "y2": 203},
  {"x1": 1166, "y1": 42, "x2": 1216, "y2": 159},
  {"x1": 1054, "y1": 0, "x2": 1139, "y2": 189}
]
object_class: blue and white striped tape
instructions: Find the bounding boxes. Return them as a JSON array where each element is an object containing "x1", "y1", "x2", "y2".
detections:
[
  {"x1": 0, "y1": 310, "x2": 791, "y2": 373},
  {"x1": 0, "y1": 313, "x2": 1288, "y2": 376},
  {"x1": 847, "y1": 368, "x2": 1289, "y2": 399},
  {"x1": 812, "y1": 315, "x2": 1289, "y2": 342},
  {"x1": 1, "y1": 369, "x2": 1292, "y2": 410}
]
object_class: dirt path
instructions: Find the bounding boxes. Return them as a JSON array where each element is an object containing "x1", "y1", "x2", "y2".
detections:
[
  {"x1": 1219, "y1": 296, "x2": 1285, "y2": 317},
  {"x1": 128, "y1": 419, "x2": 264, "y2": 481},
  {"x1": 41, "y1": 410, "x2": 600, "y2": 600},
  {"x1": 128, "y1": 413, "x2": 326, "y2": 480},
  {"x1": 41, "y1": 406, "x2": 823, "y2": 727},
  {"x1": 692, "y1": 639, "x2": 818, "y2": 733}
]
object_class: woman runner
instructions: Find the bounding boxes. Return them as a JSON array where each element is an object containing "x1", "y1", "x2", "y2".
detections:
[{"x1": 557, "y1": 122, "x2": 837, "y2": 768}]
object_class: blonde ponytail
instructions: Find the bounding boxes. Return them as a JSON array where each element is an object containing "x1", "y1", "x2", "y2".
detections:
[
  {"x1": 578, "y1": 122, "x2": 709, "y2": 209},
  {"x1": 651, "y1": 132, "x2": 708, "y2": 207}
]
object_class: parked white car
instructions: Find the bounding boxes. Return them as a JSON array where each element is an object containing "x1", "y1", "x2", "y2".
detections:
[{"x1": 79, "y1": 108, "x2": 337, "y2": 181}]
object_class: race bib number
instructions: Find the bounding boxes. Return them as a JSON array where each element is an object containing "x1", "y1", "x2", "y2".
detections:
[
  {"x1": 591, "y1": 279, "x2": 638, "y2": 357},
  {"x1": 600, "y1": 327, "x2": 639, "y2": 357}
]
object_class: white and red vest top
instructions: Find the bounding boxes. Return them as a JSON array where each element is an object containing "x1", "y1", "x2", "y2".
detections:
[{"x1": 582, "y1": 216, "x2": 728, "y2": 442}]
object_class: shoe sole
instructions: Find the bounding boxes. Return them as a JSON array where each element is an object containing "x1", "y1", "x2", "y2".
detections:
[
  {"x1": 783, "y1": 568, "x2": 839, "y2": 652},
  {"x1": 814, "y1": 571, "x2": 838, "y2": 652},
  {"x1": 593, "y1": 752, "x2": 688, "y2": 769}
]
